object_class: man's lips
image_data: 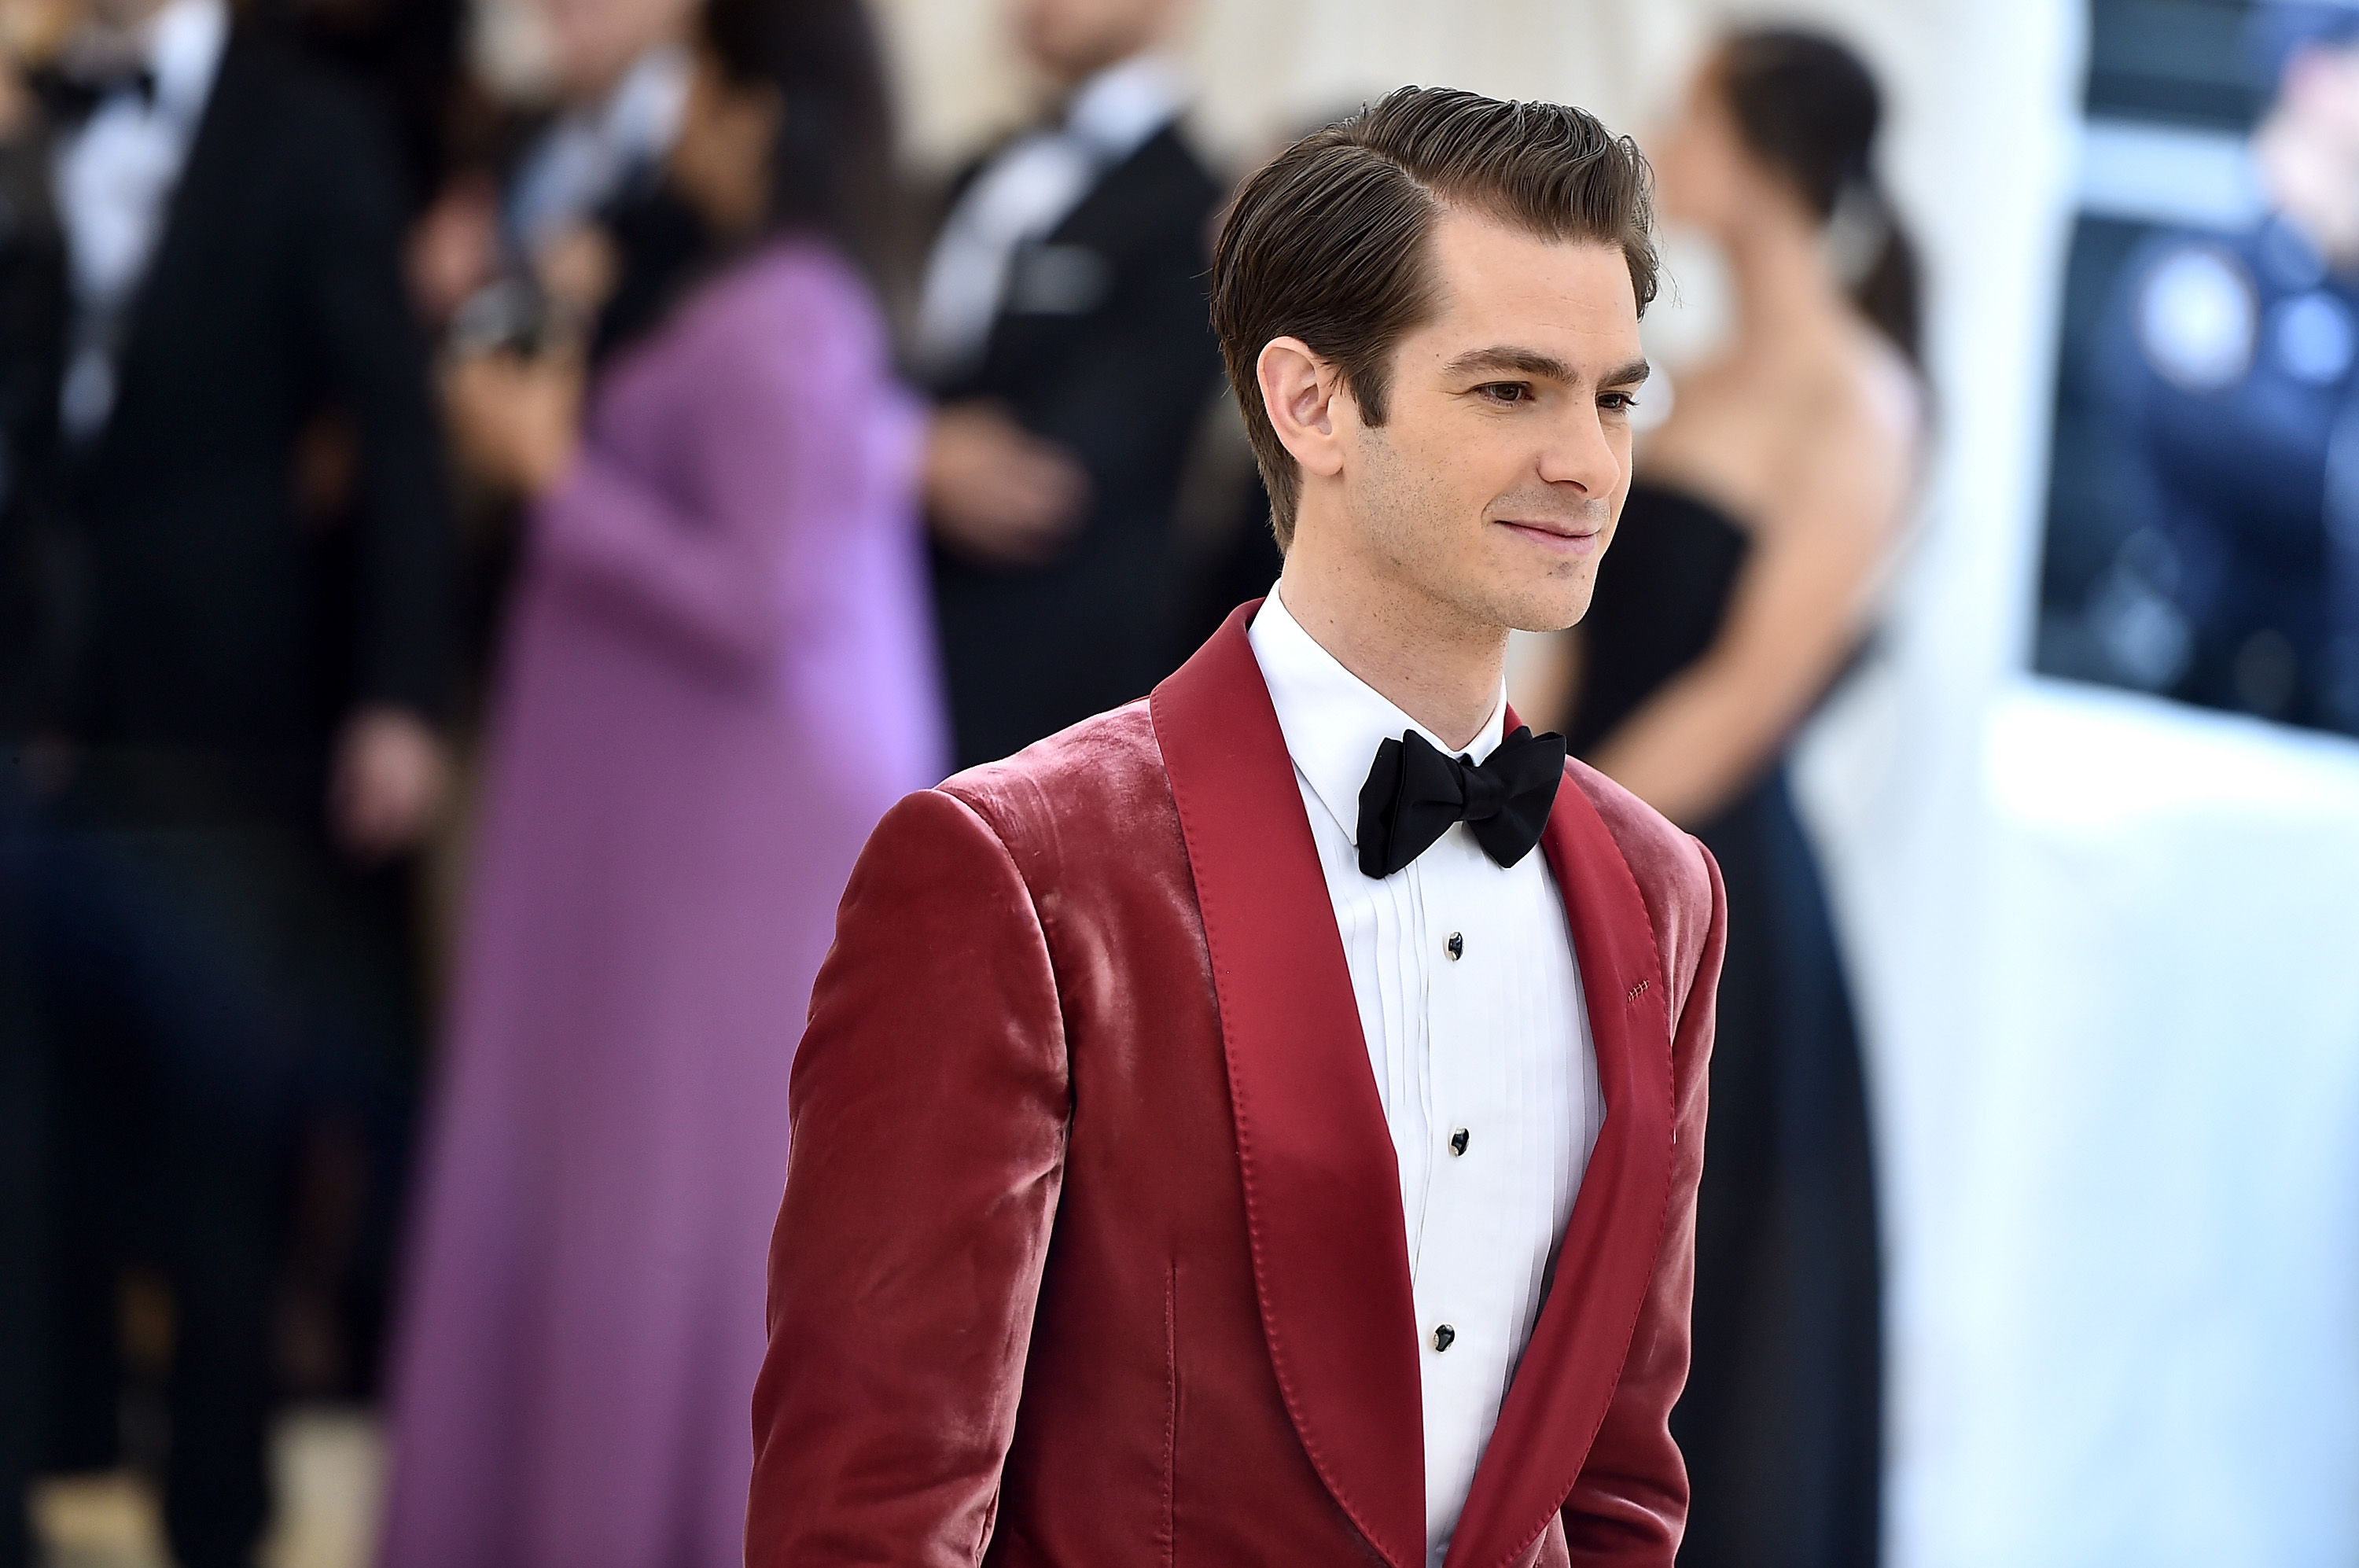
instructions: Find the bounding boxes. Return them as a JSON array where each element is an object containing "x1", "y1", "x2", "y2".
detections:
[{"x1": 1496, "y1": 518, "x2": 1603, "y2": 554}]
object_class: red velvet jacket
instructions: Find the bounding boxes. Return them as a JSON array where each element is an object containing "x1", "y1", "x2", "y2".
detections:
[{"x1": 748, "y1": 608, "x2": 1726, "y2": 1568}]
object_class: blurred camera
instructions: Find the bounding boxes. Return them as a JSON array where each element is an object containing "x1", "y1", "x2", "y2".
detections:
[{"x1": 447, "y1": 275, "x2": 557, "y2": 361}]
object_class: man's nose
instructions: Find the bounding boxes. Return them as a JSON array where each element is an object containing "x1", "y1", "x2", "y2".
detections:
[{"x1": 1536, "y1": 403, "x2": 1624, "y2": 495}]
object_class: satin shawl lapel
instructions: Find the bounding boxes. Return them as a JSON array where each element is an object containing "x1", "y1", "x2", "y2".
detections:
[
  {"x1": 1150, "y1": 605, "x2": 1426, "y2": 1568},
  {"x1": 1443, "y1": 744, "x2": 1676, "y2": 1568}
]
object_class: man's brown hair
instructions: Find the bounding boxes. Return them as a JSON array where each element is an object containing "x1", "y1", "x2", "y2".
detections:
[{"x1": 1209, "y1": 86, "x2": 1658, "y2": 549}]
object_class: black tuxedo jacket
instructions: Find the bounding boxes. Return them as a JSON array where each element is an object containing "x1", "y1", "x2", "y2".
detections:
[
  {"x1": 57, "y1": 28, "x2": 450, "y2": 797},
  {"x1": 928, "y1": 123, "x2": 1225, "y2": 768},
  {"x1": 0, "y1": 126, "x2": 67, "y2": 745}
]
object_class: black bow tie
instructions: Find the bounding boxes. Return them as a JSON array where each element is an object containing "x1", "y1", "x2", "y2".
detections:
[
  {"x1": 1356, "y1": 725, "x2": 1567, "y2": 880},
  {"x1": 30, "y1": 63, "x2": 157, "y2": 126}
]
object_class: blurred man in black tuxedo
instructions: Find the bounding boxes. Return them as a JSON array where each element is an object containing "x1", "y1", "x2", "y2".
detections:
[
  {"x1": 0, "y1": 31, "x2": 68, "y2": 1568},
  {"x1": 16, "y1": 0, "x2": 451, "y2": 1561},
  {"x1": 915, "y1": 0, "x2": 1224, "y2": 767}
]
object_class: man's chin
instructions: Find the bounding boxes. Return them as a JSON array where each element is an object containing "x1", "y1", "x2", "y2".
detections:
[{"x1": 1496, "y1": 583, "x2": 1596, "y2": 635}]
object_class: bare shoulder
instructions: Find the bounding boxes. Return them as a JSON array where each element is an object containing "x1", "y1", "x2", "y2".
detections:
[
  {"x1": 1842, "y1": 322, "x2": 1925, "y2": 453},
  {"x1": 1564, "y1": 757, "x2": 1721, "y2": 986}
]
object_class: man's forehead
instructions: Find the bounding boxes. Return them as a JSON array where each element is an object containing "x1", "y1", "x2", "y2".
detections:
[{"x1": 1419, "y1": 212, "x2": 1643, "y2": 363}]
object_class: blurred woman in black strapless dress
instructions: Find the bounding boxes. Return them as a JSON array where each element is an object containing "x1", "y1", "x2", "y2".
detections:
[{"x1": 1530, "y1": 31, "x2": 1925, "y2": 1567}]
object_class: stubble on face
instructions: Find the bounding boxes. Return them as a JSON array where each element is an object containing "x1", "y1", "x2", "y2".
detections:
[
  {"x1": 1333, "y1": 222, "x2": 1639, "y2": 645},
  {"x1": 1346, "y1": 400, "x2": 1621, "y2": 641}
]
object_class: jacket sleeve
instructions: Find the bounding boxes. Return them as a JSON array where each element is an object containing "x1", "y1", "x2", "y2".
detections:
[
  {"x1": 1562, "y1": 836, "x2": 1727, "y2": 1560},
  {"x1": 747, "y1": 786, "x2": 1071, "y2": 1568},
  {"x1": 297, "y1": 85, "x2": 454, "y2": 723}
]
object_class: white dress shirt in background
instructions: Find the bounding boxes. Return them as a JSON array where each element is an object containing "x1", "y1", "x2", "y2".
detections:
[
  {"x1": 1248, "y1": 587, "x2": 1603, "y2": 1568},
  {"x1": 506, "y1": 44, "x2": 692, "y2": 256},
  {"x1": 912, "y1": 52, "x2": 1183, "y2": 379},
  {"x1": 50, "y1": 0, "x2": 228, "y2": 439}
]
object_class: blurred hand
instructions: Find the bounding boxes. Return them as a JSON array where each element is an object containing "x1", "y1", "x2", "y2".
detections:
[
  {"x1": 923, "y1": 402, "x2": 1090, "y2": 567},
  {"x1": 443, "y1": 347, "x2": 583, "y2": 498},
  {"x1": 532, "y1": 222, "x2": 620, "y2": 326},
  {"x1": 329, "y1": 706, "x2": 448, "y2": 863},
  {"x1": 406, "y1": 175, "x2": 502, "y2": 329}
]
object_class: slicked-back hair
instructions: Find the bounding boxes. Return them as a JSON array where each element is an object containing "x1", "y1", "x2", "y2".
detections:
[{"x1": 1210, "y1": 86, "x2": 1658, "y2": 549}]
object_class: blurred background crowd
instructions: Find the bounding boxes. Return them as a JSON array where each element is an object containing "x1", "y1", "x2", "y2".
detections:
[{"x1": 1, "y1": 0, "x2": 2357, "y2": 1565}]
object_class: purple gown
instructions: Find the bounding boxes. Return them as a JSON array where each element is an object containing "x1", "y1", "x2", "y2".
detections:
[{"x1": 379, "y1": 238, "x2": 944, "y2": 1568}]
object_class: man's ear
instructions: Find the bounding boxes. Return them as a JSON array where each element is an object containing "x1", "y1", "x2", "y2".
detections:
[{"x1": 1257, "y1": 337, "x2": 1349, "y2": 480}]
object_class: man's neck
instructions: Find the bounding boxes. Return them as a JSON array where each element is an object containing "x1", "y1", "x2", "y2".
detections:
[
  {"x1": 73, "y1": 0, "x2": 175, "y2": 66},
  {"x1": 1272, "y1": 547, "x2": 1506, "y2": 753}
]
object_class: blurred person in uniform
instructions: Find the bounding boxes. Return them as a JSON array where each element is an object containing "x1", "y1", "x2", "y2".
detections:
[
  {"x1": 12, "y1": 0, "x2": 453, "y2": 1556},
  {"x1": 375, "y1": 0, "x2": 942, "y2": 1562},
  {"x1": 915, "y1": 0, "x2": 1224, "y2": 767},
  {"x1": 0, "y1": 7, "x2": 67, "y2": 1563},
  {"x1": 2082, "y1": 5, "x2": 2359, "y2": 733},
  {"x1": 1529, "y1": 31, "x2": 1924, "y2": 1568}
]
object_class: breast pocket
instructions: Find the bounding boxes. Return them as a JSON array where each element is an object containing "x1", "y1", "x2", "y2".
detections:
[{"x1": 1005, "y1": 242, "x2": 1113, "y2": 318}]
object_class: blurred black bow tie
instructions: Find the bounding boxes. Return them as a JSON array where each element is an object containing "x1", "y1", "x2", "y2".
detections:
[
  {"x1": 30, "y1": 62, "x2": 158, "y2": 126},
  {"x1": 1356, "y1": 724, "x2": 1567, "y2": 880}
]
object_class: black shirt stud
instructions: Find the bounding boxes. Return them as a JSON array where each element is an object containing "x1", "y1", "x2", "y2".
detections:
[{"x1": 1432, "y1": 1323, "x2": 1456, "y2": 1353}]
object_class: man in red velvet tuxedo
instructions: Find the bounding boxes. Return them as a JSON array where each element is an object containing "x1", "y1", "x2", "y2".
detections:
[{"x1": 749, "y1": 86, "x2": 1727, "y2": 1568}]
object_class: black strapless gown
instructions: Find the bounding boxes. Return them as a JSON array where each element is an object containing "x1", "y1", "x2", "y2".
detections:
[{"x1": 1569, "y1": 483, "x2": 1882, "y2": 1568}]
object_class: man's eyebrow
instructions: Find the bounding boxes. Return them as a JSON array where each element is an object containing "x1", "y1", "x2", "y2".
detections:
[{"x1": 1442, "y1": 347, "x2": 1654, "y2": 388}]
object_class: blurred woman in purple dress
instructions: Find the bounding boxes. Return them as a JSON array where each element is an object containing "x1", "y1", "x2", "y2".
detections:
[{"x1": 378, "y1": 2, "x2": 941, "y2": 1562}]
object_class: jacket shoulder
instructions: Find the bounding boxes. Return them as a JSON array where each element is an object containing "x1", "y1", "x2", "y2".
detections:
[
  {"x1": 936, "y1": 699, "x2": 1167, "y2": 866},
  {"x1": 1564, "y1": 756, "x2": 1721, "y2": 1003}
]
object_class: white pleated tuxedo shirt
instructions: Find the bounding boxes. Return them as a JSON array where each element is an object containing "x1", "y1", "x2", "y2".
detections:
[
  {"x1": 1247, "y1": 591, "x2": 1603, "y2": 1568},
  {"x1": 51, "y1": 0, "x2": 227, "y2": 440}
]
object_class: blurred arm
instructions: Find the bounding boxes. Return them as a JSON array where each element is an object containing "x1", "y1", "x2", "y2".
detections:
[
  {"x1": 300, "y1": 89, "x2": 455, "y2": 727},
  {"x1": 1594, "y1": 406, "x2": 1914, "y2": 826},
  {"x1": 1562, "y1": 838, "x2": 1727, "y2": 1559},
  {"x1": 747, "y1": 786, "x2": 1069, "y2": 1567}
]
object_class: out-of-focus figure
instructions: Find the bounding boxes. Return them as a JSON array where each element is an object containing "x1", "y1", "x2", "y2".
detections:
[
  {"x1": 408, "y1": 0, "x2": 701, "y2": 709},
  {"x1": 502, "y1": 0, "x2": 696, "y2": 274},
  {"x1": 915, "y1": 0, "x2": 1224, "y2": 767},
  {"x1": 0, "y1": 10, "x2": 68, "y2": 1565},
  {"x1": 2080, "y1": 7, "x2": 2359, "y2": 733},
  {"x1": 376, "y1": 0, "x2": 941, "y2": 1561},
  {"x1": 1545, "y1": 30, "x2": 1923, "y2": 1568},
  {"x1": 6, "y1": 0, "x2": 454, "y2": 1558}
]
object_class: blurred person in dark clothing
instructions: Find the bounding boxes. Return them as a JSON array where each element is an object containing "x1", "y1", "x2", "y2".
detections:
[
  {"x1": 2083, "y1": 7, "x2": 2359, "y2": 734},
  {"x1": 377, "y1": 1, "x2": 940, "y2": 1562},
  {"x1": 407, "y1": 0, "x2": 700, "y2": 345},
  {"x1": 0, "y1": 15, "x2": 68, "y2": 1566},
  {"x1": 246, "y1": 0, "x2": 466, "y2": 218},
  {"x1": 1530, "y1": 31, "x2": 1923, "y2": 1568},
  {"x1": 407, "y1": 0, "x2": 700, "y2": 701},
  {"x1": 915, "y1": 0, "x2": 1224, "y2": 767},
  {"x1": 15, "y1": 0, "x2": 452, "y2": 1559}
]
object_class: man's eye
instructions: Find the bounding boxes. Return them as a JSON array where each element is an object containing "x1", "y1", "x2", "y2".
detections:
[
  {"x1": 1477, "y1": 383, "x2": 1529, "y2": 405},
  {"x1": 1599, "y1": 392, "x2": 1636, "y2": 411}
]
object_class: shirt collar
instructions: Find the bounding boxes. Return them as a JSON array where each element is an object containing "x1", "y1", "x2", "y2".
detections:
[
  {"x1": 596, "y1": 44, "x2": 693, "y2": 166},
  {"x1": 1247, "y1": 584, "x2": 1507, "y2": 848},
  {"x1": 146, "y1": 0, "x2": 229, "y2": 120},
  {"x1": 1061, "y1": 52, "x2": 1182, "y2": 163}
]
